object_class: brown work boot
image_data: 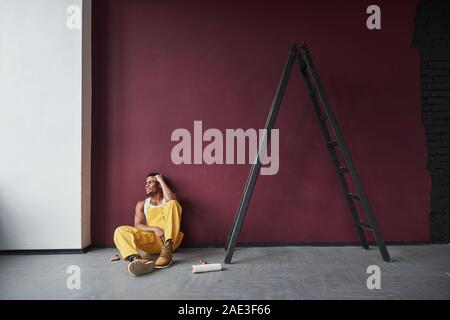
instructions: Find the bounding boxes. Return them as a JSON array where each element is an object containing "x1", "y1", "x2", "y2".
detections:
[
  {"x1": 155, "y1": 240, "x2": 173, "y2": 269},
  {"x1": 127, "y1": 259, "x2": 155, "y2": 276}
]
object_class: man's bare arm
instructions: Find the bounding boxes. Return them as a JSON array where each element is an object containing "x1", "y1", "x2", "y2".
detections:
[
  {"x1": 134, "y1": 201, "x2": 163, "y2": 237},
  {"x1": 155, "y1": 174, "x2": 176, "y2": 201},
  {"x1": 134, "y1": 201, "x2": 150, "y2": 231}
]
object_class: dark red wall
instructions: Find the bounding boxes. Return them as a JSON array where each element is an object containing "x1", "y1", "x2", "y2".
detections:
[{"x1": 92, "y1": 0, "x2": 429, "y2": 245}]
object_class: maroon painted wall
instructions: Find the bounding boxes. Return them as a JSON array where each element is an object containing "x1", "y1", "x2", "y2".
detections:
[{"x1": 92, "y1": 0, "x2": 429, "y2": 245}]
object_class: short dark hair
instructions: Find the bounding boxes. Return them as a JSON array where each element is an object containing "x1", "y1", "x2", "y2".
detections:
[{"x1": 147, "y1": 172, "x2": 160, "y2": 177}]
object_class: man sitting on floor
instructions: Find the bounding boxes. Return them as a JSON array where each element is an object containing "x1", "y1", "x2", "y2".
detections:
[{"x1": 114, "y1": 172, "x2": 184, "y2": 276}]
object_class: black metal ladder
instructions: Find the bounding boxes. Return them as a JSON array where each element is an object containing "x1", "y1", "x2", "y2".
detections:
[{"x1": 224, "y1": 42, "x2": 391, "y2": 264}]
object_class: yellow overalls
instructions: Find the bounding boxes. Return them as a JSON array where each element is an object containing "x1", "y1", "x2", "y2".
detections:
[{"x1": 113, "y1": 199, "x2": 184, "y2": 260}]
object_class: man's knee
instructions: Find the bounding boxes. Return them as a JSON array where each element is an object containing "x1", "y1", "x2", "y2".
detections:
[
  {"x1": 113, "y1": 226, "x2": 132, "y2": 241},
  {"x1": 165, "y1": 199, "x2": 182, "y2": 211},
  {"x1": 163, "y1": 200, "x2": 182, "y2": 219}
]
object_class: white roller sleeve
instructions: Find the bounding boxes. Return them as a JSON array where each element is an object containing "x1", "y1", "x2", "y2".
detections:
[{"x1": 192, "y1": 263, "x2": 222, "y2": 273}]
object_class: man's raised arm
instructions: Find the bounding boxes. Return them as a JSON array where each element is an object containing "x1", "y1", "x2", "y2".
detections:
[{"x1": 155, "y1": 174, "x2": 176, "y2": 201}]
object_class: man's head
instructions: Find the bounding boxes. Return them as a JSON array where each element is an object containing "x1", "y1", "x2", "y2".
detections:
[{"x1": 145, "y1": 172, "x2": 161, "y2": 196}]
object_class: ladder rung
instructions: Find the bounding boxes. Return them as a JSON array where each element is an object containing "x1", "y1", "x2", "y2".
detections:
[
  {"x1": 346, "y1": 193, "x2": 360, "y2": 200},
  {"x1": 338, "y1": 166, "x2": 349, "y2": 173},
  {"x1": 356, "y1": 219, "x2": 372, "y2": 231},
  {"x1": 327, "y1": 140, "x2": 338, "y2": 147}
]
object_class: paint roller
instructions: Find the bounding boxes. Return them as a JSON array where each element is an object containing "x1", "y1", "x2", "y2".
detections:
[{"x1": 192, "y1": 262, "x2": 222, "y2": 273}]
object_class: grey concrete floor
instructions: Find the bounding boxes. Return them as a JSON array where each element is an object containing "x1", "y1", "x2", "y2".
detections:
[{"x1": 0, "y1": 245, "x2": 449, "y2": 299}]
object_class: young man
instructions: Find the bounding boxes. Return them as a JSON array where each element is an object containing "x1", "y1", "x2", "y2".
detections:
[{"x1": 113, "y1": 173, "x2": 184, "y2": 276}]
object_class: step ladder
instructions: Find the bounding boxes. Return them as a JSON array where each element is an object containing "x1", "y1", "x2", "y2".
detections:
[{"x1": 224, "y1": 42, "x2": 391, "y2": 264}]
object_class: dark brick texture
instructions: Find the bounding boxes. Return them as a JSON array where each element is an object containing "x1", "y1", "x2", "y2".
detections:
[{"x1": 413, "y1": 0, "x2": 450, "y2": 242}]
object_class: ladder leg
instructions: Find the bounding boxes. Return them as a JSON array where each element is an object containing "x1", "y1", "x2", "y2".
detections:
[
  {"x1": 297, "y1": 57, "x2": 370, "y2": 251},
  {"x1": 299, "y1": 44, "x2": 391, "y2": 262},
  {"x1": 224, "y1": 43, "x2": 301, "y2": 264},
  {"x1": 225, "y1": 162, "x2": 262, "y2": 264}
]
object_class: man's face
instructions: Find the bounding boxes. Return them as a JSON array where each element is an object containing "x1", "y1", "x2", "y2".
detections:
[{"x1": 145, "y1": 176, "x2": 160, "y2": 195}]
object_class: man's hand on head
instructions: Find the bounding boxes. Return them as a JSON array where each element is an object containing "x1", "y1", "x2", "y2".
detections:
[
  {"x1": 155, "y1": 174, "x2": 164, "y2": 183},
  {"x1": 153, "y1": 173, "x2": 176, "y2": 201}
]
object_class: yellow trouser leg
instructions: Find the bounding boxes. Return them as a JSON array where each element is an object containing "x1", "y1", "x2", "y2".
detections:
[
  {"x1": 161, "y1": 200, "x2": 182, "y2": 245},
  {"x1": 113, "y1": 226, "x2": 162, "y2": 259}
]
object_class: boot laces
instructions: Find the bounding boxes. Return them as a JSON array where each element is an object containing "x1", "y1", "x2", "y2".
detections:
[{"x1": 160, "y1": 242, "x2": 172, "y2": 258}]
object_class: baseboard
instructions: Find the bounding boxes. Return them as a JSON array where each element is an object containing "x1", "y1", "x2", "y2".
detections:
[
  {"x1": 0, "y1": 246, "x2": 91, "y2": 255},
  {"x1": 1, "y1": 242, "x2": 437, "y2": 255},
  {"x1": 87, "y1": 241, "x2": 434, "y2": 250}
]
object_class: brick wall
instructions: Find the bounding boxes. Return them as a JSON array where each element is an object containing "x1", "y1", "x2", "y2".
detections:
[{"x1": 412, "y1": 0, "x2": 450, "y2": 242}]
